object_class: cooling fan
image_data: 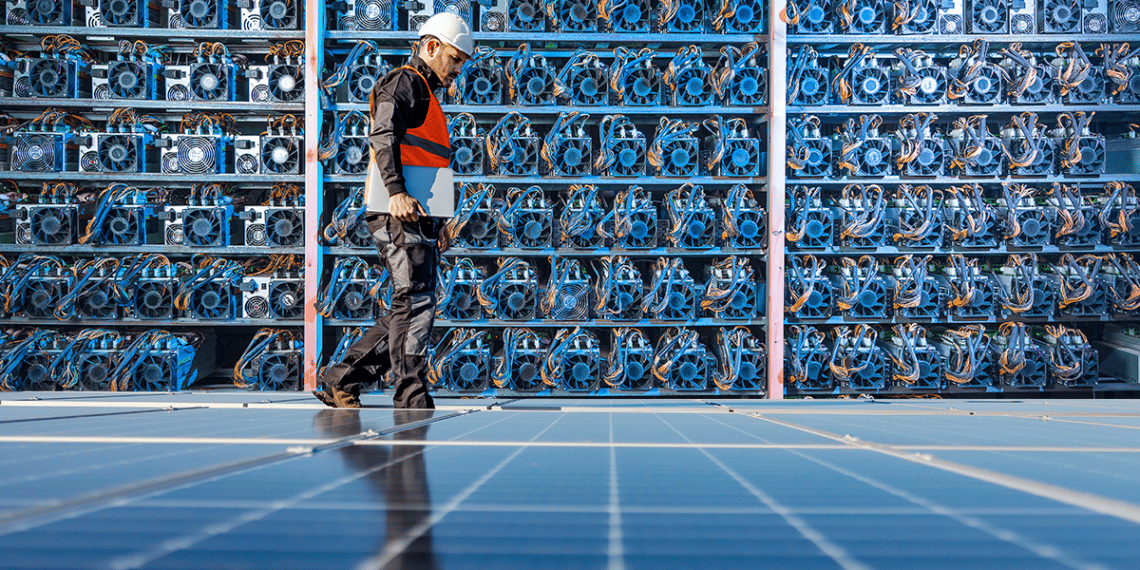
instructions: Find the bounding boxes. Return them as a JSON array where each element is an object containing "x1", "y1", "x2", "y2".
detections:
[
  {"x1": 548, "y1": 330, "x2": 600, "y2": 391},
  {"x1": 616, "y1": 208, "x2": 657, "y2": 249},
  {"x1": 169, "y1": 136, "x2": 222, "y2": 175},
  {"x1": 438, "y1": 263, "x2": 482, "y2": 320},
  {"x1": 903, "y1": 139, "x2": 948, "y2": 177},
  {"x1": 189, "y1": 61, "x2": 231, "y2": 100},
  {"x1": 512, "y1": 62, "x2": 556, "y2": 105},
  {"x1": 263, "y1": 209, "x2": 303, "y2": 246},
  {"x1": 1115, "y1": 0, "x2": 1140, "y2": 31},
  {"x1": 461, "y1": 63, "x2": 503, "y2": 105},
  {"x1": 510, "y1": 209, "x2": 552, "y2": 249},
  {"x1": 665, "y1": 197, "x2": 717, "y2": 249},
  {"x1": 545, "y1": 278, "x2": 591, "y2": 321},
  {"x1": 190, "y1": 281, "x2": 236, "y2": 319},
  {"x1": 893, "y1": 274, "x2": 941, "y2": 318},
  {"x1": 267, "y1": 281, "x2": 303, "y2": 318},
  {"x1": 962, "y1": 138, "x2": 1003, "y2": 176},
  {"x1": 969, "y1": 0, "x2": 1008, "y2": 32},
  {"x1": 444, "y1": 349, "x2": 489, "y2": 391},
  {"x1": 603, "y1": 0, "x2": 649, "y2": 32},
  {"x1": 346, "y1": 56, "x2": 389, "y2": 103},
  {"x1": 598, "y1": 270, "x2": 644, "y2": 320},
  {"x1": 704, "y1": 260, "x2": 758, "y2": 319},
  {"x1": 334, "y1": 136, "x2": 368, "y2": 175},
  {"x1": 843, "y1": 0, "x2": 887, "y2": 33},
  {"x1": 17, "y1": 0, "x2": 73, "y2": 25},
  {"x1": 1009, "y1": 137, "x2": 1056, "y2": 176},
  {"x1": 97, "y1": 134, "x2": 143, "y2": 172},
  {"x1": 13, "y1": 133, "x2": 66, "y2": 172},
  {"x1": 1064, "y1": 136, "x2": 1106, "y2": 176},
  {"x1": 348, "y1": 0, "x2": 395, "y2": 29},
  {"x1": 839, "y1": 276, "x2": 889, "y2": 319},
  {"x1": 620, "y1": 64, "x2": 661, "y2": 106},
  {"x1": 606, "y1": 330, "x2": 653, "y2": 390},
  {"x1": 127, "y1": 353, "x2": 176, "y2": 391},
  {"x1": 29, "y1": 206, "x2": 75, "y2": 244},
  {"x1": 78, "y1": 353, "x2": 115, "y2": 391},
  {"x1": 717, "y1": 0, "x2": 764, "y2": 31},
  {"x1": 1043, "y1": 0, "x2": 1082, "y2": 31},
  {"x1": 450, "y1": 136, "x2": 483, "y2": 175},
  {"x1": 787, "y1": 269, "x2": 833, "y2": 319},
  {"x1": 893, "y1": 0, "x2": 938, "y2": 33},
  {"x1": 907, "y1": 67, "x2": 948, "y2": 105},
  {"x1": 268, "y1": 63, "x2": 303, "y2": 102},
  {"x1": 182, "y1": 208, "x2": 228, "y2": 246},
  {"x1": 101, "y1": 207, "x2": 147, "y2": 245},
  {"x1": 964, "y1": 65, "x2": 1003, "y2": 104},
  {"x1": 248, "y1": 0, "x2": 298, "y2": 29},
  {"x1": 654, "y1": 329, "x2": 711, "y2": 391},
  {"x1": 563, "y1": 63, "x2": 607, "y2": 106},
  {"x1": 260, "y1": 136, "x2": 301, "y2": 174},
  {"x1": 791, "y1": 66, "x2": 829, "y2": 106},
  {"x1": 605, "y1": 134, "x2": 646, "y2": 177},
  {"x1": 254, "y1": 352, "x2": 301, "y2": 390},
  {"x1": 645, "y1": 270, "x2": 698, "y2": 320},
  {"x1": 19, "y1": 353, "x2": 56, "y2": 391},
  {"x1": 23, "y1": 278, "x2": 65, "y2": 318},
  {"x1": 496, "y1": 280, "x2": 538, "y2": 320},
  {"x1": 790, "y1": 138, "x2": 832, "y2": 178},
  {"x1": 509, "y1": 0, "x2": 545, "y2": 30},
  {"x1": 795, "y1": 0, "x2": 834, "y2": 33},
  {"x1": 656, "y1": 138, "x2": 699, "y2": 177},
  {"x1": 134, "y1": 280, "x2": 175, "y2": 319},
  {"x1": 175, "y1": 0, "x2": 228, "y2": 28},
  {"x1": 726, "y1": 64, "x2": 766, "y2": 106},
  {"x1": 76, "y1": 280, "x2": 119, "y2": 320},
  {"x1": 719, "y1": 137, "x2": 762, "y2": 178},
  {"x1": 458, "y1": 210, "x2": 497, "y2": 249},
  {"x1": 671, "y1": 63, "x2": 714, "y2": 107},
  {"x1": 335, "y1": 281, "x2": 374, "y2": 319},
  {"x1": 19, "y1": 58, "x2": 78, "y2": 98},
  {"x1": 495, "y1": 137, "x2": 540, "y2": 176},
  {"x1": 851, "y1": 65, "x2": 891, "y2": 105},
  {"x1": 847, "y1": 138, "x2": 892, "y2": 177},
  {"x1": 551, "y1": 0, "x2": 596, "y2": 31},
  {"x1": 107, "y1": 60, "x2": 156, "y2": 99}
]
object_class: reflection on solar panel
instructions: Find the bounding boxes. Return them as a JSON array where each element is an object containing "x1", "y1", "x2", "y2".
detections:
[{"x1": 1, "y1": 393, "x2": 1140, "y2": 569}]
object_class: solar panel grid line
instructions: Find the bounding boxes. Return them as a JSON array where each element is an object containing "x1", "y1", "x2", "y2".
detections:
[
  {"x1": 608, "y1": 414, "x2": 625, "y2": 570},
  {"x1": 356, "y1": 411, "x2": 571, "y2": 570},
  {"x1": 0, "y1": 409, "x2": 475, "y2": 539},
  {"x1": 0, "y1": 405, "x2": 206, "y2": 425},
  {"x1": 103, "y1": 435, "x2": 439, "y2": 570},
  {"x1": 652, "y1": 414, "x2": 873, "y2": 570},
  {"x1": 746, "y1": 413, "x2": 1140, "y2": 527}
]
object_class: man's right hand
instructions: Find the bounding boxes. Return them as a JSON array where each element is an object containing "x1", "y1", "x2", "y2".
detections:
[{"x1": 389, "y1": 193, "x2": 426, "y2": 222}]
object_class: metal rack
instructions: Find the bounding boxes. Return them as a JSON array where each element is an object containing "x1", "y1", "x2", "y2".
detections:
[{"x1": 5, "y1": 0, "x2": 1140, "y2": 396}]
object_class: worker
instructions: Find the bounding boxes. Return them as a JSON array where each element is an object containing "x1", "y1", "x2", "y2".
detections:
[{"x1": 314, "y1": 13, "x2": 473, "y2": 409}]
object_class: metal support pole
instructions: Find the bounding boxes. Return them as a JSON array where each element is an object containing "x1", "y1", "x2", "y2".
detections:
[
  {"x1": 767, "y1": 1, "x2": 788, "y2": 399},
  {"x1": 304, "y1": 2, "x2": 327, "y2": 390}
]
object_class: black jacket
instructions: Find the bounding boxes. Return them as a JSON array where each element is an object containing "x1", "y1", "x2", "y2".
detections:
[{"x1": 368, "y1": 56, "x2": 444, "y2": 198}]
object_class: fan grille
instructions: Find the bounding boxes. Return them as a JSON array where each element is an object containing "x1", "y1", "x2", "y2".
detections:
[
  {"x1": 177, "y1": 137, "x2": 219, "y2": 174},
  {"x1": 13, "y1": 134, "x2": 58, "y2": 172}
]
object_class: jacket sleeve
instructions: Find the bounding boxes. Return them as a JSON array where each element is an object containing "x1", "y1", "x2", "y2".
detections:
[{"x1": 369, "y1": 70, "x2": 419, "y2": 197}]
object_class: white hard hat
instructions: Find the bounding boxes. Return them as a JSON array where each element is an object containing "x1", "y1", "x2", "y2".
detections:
[{"x1": 418, "y1": 13, "x2": 475, "y2": 58}]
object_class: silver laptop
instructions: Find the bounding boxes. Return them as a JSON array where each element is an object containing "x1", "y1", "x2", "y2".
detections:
[{"x1": 365, "y1": 154, "x2": 457, "y2": 218}]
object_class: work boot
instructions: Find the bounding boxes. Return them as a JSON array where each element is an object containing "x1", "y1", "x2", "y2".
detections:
[{"x1": 313, "y1": 383, "x2": 362, "y2": 409}]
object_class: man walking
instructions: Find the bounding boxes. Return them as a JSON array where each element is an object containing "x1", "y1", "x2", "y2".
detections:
[{"x1": 314, "y1": 13, "x2": 473, "y2": 409}]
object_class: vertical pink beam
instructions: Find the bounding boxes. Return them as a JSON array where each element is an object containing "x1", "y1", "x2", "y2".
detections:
[
  {"x1": 303, "y1": 3, "x2": 326, "y2": 391},
  {"x1": 766, "y1": 1, "x2": 788, "y2": 400}
]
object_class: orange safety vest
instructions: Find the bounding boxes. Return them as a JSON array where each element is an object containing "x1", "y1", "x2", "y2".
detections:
[{"x1": 395, "y1": 65, "x2": 450, "y2": 168}]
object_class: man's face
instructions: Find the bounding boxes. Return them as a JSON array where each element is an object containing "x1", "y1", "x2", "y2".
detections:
[{"x1": 423, "y1": 40, "x2": 469, "y2": 88}]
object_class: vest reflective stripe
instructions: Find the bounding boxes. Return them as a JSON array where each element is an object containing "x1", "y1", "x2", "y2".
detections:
[{"x1": 396, "y1": 65, "x2": 451, "y2": 169}]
